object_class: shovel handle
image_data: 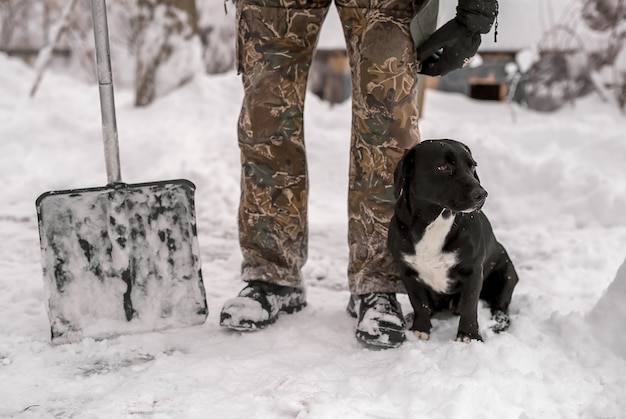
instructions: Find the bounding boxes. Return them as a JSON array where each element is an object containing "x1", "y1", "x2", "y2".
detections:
[{"x1": 91, "y1": 0, "x2": 122, "y2": 184}]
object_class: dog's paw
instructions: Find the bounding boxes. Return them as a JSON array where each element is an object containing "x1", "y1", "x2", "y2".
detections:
[
  {"x1": 413, "y1": 330, "x2": 430, "y2": 340},
  {"x1": 491, "y1": 310, "x2": 510, "y2": 333},
  {"x1": 455, "y1": 332, "x2": 483, "y2": 343}
]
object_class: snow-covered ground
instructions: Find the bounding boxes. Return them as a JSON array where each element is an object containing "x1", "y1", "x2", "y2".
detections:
[{"x1": 1, "y1": 53, "x2": 625, "y2": 418}]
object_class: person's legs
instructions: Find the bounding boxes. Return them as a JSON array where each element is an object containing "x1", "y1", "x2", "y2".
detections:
[
  {"x1": 336, "y1": 0, "x2": 422, "y2": 347},
  {"x1": 221, "y1": 0, "x2": 331, "y2": 330}
]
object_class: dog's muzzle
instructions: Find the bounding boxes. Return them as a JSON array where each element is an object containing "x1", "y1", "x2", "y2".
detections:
[{"x1": 463, "y1": 187, "x2": 488, "y2": 213}]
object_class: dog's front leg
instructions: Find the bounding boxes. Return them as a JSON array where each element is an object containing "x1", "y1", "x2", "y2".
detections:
[
  {"x1": 491, "y1": 259, "x2": 519, "y2": 333},
  {"x1": 456, "y1": 274, "x2": 483, "y2": 342},
  {"x1": 402, "y1": 273, "x2": 432, "y2": 340}
]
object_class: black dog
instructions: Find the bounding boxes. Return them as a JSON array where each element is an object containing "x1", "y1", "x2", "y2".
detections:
[{"x1": 388, "y1": 139, "x2": 518, "y2": 342}]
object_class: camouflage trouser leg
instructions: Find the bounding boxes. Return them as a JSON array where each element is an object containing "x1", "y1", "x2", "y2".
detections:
[
  {"x1": 336, "y1": 0, "x2": 421, "y2": 294},
  {"x1": 236, "y1": 0, "x2": 331, "y2": 287}
]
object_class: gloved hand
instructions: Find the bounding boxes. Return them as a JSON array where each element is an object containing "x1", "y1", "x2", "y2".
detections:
[
  {"x1": 415, "y1": 19, "x2": 481, "y2": 76},
  {"x1": 416, "y1": 0, "x2": 498, "y2": 77}
]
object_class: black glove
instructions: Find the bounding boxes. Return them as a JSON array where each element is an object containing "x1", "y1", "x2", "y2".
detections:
[{"x1": 416, "y1": 0, "x2": 498, "y2": 77}]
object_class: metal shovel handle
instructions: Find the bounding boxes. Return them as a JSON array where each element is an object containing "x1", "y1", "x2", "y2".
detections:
[{"x1": 91, "y1": 0, "x2": 122, "y2": 184}]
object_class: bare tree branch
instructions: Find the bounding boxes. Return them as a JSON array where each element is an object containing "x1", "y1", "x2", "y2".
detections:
[{"x1": 29, "y1": 0, "x2": 79, "y2": 97}]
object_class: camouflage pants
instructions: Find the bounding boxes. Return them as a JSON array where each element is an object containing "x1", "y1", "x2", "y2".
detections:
[{"x1": 236, "y1": 0, "x2": 422, "y2": 294}]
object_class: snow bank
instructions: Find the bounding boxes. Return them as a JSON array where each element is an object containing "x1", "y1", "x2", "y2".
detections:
[{"x1": 588, "y1": 256, "x2": 626, "y2": 358}]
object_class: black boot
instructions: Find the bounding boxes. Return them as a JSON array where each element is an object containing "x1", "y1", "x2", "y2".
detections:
[
  {"x1": 347, "y1": 293, "x2": 406, "y2": 348},
  {"x1": 220, "y1": 280, "x2": 306, "y2": 330}
]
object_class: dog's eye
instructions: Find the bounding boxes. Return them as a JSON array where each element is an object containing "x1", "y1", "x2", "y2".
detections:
[{"x1": 437, "y1": 164, "x2": 450, "y2": 172}]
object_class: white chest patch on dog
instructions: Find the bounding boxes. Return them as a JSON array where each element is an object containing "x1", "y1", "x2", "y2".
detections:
[{"x1": 402, "y1": 211, "x2": 457, "y2": 294}]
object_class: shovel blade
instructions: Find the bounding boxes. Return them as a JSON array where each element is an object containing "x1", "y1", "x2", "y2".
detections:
[{"x1": 36, "y1": 179, "x2": 207, "y2": 345}]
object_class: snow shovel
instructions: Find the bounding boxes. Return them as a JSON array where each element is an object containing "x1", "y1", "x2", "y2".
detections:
[{"x1": 35, "y1": 0, "x2": 208, "y2": 345}]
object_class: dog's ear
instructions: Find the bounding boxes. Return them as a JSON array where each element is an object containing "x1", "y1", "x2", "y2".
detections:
[
  {"x1": 394, "y1": 147, "x2": 416, "y2": 199},
  {"x1": 459, "y1": 141, "x2": 481, "y2": 182}
]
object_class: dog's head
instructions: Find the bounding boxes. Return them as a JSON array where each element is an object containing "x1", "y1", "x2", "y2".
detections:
[{"x1": 394, "y1": 139, "x2": 487, "y2": 213}]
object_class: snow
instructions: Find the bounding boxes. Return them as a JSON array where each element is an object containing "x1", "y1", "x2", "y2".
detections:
[
  {"x1": 1, "y1": 52, "x2": 626, "y2": 418},
  {"x1": 588, "y1": 256, "x2": 626, "y2": 359},
  {"x1": 317, "y1": 7, "x2": 345, "y2": 50}
]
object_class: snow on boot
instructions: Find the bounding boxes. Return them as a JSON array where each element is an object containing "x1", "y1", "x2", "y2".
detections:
[
  {"x1": 347, "y1": 293, "x2": 406, "y2": 348},
  {"x1": 219, "y1": 280, "x2": 306, "y2": 331}
]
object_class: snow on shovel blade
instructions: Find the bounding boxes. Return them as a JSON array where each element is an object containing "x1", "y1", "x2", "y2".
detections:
[{"x1": 36, "y1": 179, "x2": 208, "y2": 345}]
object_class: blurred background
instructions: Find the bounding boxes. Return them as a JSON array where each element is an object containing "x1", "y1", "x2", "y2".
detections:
[{"x1": 1, "y1": 0, "x2": 624, "y2": 112}]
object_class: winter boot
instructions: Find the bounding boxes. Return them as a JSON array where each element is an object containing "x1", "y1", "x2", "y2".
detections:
[
  {"x1": 220, "y1": 280, "x2": 307, "y2": 330},
  {"x1": 347, "y1": 293, "x2": 406, "y2": 348}
]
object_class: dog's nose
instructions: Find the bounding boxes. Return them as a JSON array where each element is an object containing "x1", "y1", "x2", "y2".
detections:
[{"x1": 472, "y1": 188, "x2": 488, "y2": 202}]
